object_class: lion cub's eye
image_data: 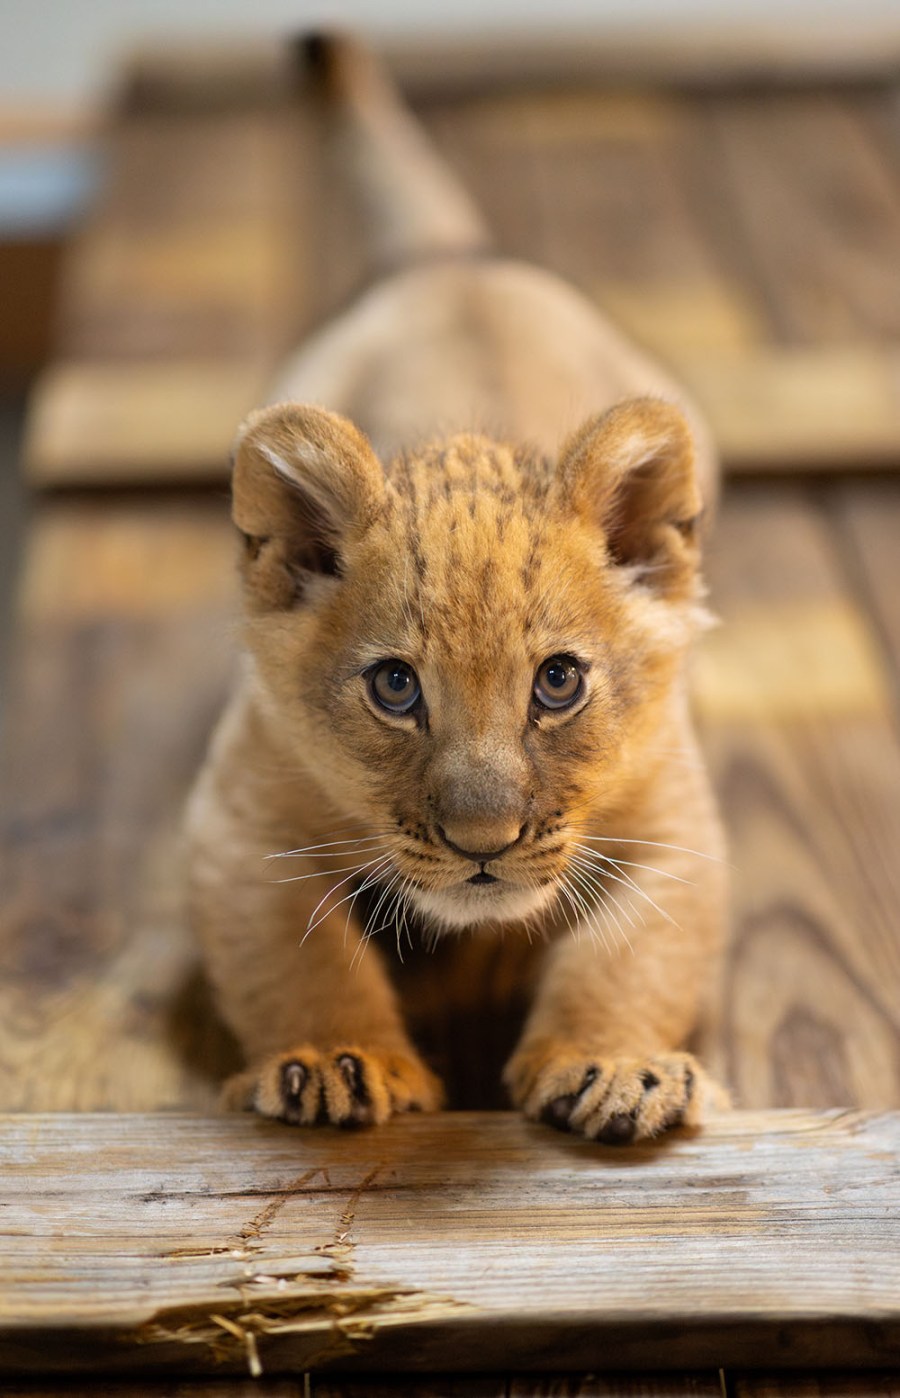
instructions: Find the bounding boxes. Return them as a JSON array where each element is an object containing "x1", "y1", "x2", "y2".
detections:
[
  {"x1": 370, "y1": 660, "x2": 421, "y2": 715},
  {"x1": 533, "y1": 655, "x2": 583, "y2": 711}
]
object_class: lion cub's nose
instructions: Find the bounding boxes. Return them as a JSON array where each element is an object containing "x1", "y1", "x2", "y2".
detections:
[{"x1": 437, "y1": 822, "x2": 526, "y2": 864}]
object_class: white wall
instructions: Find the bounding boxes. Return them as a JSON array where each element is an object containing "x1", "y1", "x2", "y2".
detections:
[{"x1": 0, "y1": 0, "x2": 893, "y2": 110}]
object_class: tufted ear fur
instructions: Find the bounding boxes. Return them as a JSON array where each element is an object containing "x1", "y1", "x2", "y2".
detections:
[
  {"x1": 231, "y1": 403, "x2": 386, "y2": 609},
  {"x1": 555, "y1": 398, "x2": 704, "y2": 601}
]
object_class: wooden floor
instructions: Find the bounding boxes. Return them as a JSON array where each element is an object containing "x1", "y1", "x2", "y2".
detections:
[{"x1": 2, "y1": 38, "x2": 900, "y2": 1394}]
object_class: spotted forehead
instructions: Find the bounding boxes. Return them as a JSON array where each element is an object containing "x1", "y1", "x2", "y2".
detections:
[{"x1": 382, "y1": 435, "x2": 572, "y2": 660}]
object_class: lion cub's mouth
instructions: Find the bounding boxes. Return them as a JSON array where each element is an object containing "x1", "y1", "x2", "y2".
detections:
[{"x1": 467, "y1": 871, "x2": 499, "y2": 886}]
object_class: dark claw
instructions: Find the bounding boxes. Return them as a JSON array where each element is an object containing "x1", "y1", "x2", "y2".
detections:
[
  {"x1": 280, "y1": 1061, "x2": 307, "y2": 1121},
  {"x1": 337, "y1": 1053, "x2": 368, "y2": 1105},
  {"x1": 639, "y1": 1070, "x2": 660, "y2": 1090},
  {"x1": 684, "y1": 1068, "x2": 695, "y2": 1101},
  {"x1": 596, "y1": 1112, "x2": 637, "y2": 1145},
  {"x1": 542, "y1": 1094, "x2": 578, "y2": 1131}
]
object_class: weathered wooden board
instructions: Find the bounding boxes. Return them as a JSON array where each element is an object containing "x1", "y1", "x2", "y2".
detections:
[{"x1": 1, "y1": 1110, "x2": 898, "y2": 1376}]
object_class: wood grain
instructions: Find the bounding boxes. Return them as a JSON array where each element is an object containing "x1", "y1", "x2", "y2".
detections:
[
  {"x1": 695, "y1": 487, "x2": 900, "y2": 1110},
  {"x1": 834, "y1": 482, "x2": 900, "y2": 697},
  {"x1": 1, "y1": 1110, "x2": 898, "y2": 1376},
  {"x1": 0, "y1": 499, "x2": 240, "y2": 1112},
  {"x1": 57, "y1": 107, "x2": 308, "y2": 364},
  {"x1": 703, "y1": 95, "x2": 900, "y2": 346}
]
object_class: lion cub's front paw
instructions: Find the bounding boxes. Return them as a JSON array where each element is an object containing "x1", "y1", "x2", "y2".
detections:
[
  {"x1": 505, "y1": 1047, "x2": 728, "y2": 1144},
  {"x1": 223, "y1": 1045, "x2": 444, "y2": 1127}
]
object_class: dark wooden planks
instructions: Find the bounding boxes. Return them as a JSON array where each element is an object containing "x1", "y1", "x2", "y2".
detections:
[
  {"x1": 319, "y1": 1378, "x2": 722, "y2": 1396},
  {"x1": 1, "y1": 1110, "x2": 898, "y2": 1376},
  {"x1": 0, "y1": 1376, "x2": 723, "y2": 1397},
  {"x1": 735, "y1": 1379, "x2": 900, "y2": 1397}
]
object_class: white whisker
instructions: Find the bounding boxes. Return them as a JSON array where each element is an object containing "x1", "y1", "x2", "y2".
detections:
[
  {"x1": 267, "y1": 834, "x2": 391, "y2": 860},
  {"x1": 303, "y1": 856, "x2": 394, "y2": 942},
  {"x1": 572, "y1": 842, "x2": 695, "y2": 887},
  {"x1": 576, "y1": 834, "x2": 725, "y2": 864}
]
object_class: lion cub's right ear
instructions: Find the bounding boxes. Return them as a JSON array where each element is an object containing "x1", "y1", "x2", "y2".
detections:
[{"x1": 231, "y1": 403, "x2": 385, "y2": 609}]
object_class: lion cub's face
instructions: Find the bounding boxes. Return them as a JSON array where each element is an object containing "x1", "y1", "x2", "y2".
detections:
[{"x1": 232, "y1": 401, "x2": 705, "y2": 930}]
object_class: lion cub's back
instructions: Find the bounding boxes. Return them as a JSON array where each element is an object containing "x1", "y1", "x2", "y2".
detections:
[{"x1": 270, "y1": 258, "x2": 717, "y2": 507}]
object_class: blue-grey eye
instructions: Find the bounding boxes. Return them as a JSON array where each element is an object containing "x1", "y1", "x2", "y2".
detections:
[
  {"x1": 534, "y1": 655, "x2": 583, "y2": 710},
  {"x1": 370, "y1": 660, "x2": 421, "y2": 714}
]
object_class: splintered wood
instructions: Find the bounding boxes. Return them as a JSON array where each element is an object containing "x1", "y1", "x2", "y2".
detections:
[{"x1": 1, "y1": 1110, "x2": 898, "y2": 1375}]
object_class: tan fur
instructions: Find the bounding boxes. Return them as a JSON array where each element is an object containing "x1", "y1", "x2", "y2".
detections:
[{"x1": 186, "y1": 36, "x2": 729, "y2": 1143}]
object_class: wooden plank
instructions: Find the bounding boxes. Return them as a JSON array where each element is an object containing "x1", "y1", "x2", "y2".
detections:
[
  {"x1": 25, "y1": 66, "x2": 900, "y2": 484},
  {"x1": 835, "y1": 482, "x2": 900, "y2": 699},
  {"x1": 387, "y1": 24, "x2": 900, "y2": 95},
  {"x1": 0, "y1": 1384, "x2": 306, "y2": 1397},
  {"x1": 57, "y1": 106, "x2": 309, "y2": 365},
  {"x1": 0, "y1": 1377, "x2": 722, "y2": 1396},
  {"x1": 703, "y1": 94, "x2": 900, "y2": 346},
  {"x1": 675, "y1": 345, "x2": 900, "y2": 471},
  {"x1": 735, "y1": 1379, "x2": 900, "y2": 1397},
  {"x1": 23, "y1": 360, "x2": 269, "y2": 486},
  {"x1": 694, "y1": 487, "x2": 900, "y2": 1108},
  {"x1": 118, "y1": 40, "x2": 297, "y2": 114},
  {"x1": 1, "y1": 1110, "x2": 898, "y2": 1376},
  {"x1": 316, "y1": 1380, "x2": 506, "y2": 1397},
  {"x1": 0, "y1": 499, "x2": 240, "y2": 1112},
  {"x1": 318, "y1": 1379, "x2": 721, "y2": 1397},
  {"x1": 23, "y1": 342, "x2": 900, "y2": 487}
]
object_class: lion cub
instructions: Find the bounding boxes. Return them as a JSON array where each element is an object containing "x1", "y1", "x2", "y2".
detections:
[{"x1": 187, "y1": 35, "x2": 729, "y2": 1143}]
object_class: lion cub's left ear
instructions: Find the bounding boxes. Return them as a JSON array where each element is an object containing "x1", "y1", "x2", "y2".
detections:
[
  {"x1": 231, "y1": 403, "x2": 385, "y2": 609},
  {"x1": 555, "y1": 399, "x2": 704, "y2": 601}
]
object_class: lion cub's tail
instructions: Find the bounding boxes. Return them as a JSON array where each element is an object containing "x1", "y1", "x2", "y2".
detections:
[{"x1": 302, "y1": 33, "x2": 492, "y2": 274}]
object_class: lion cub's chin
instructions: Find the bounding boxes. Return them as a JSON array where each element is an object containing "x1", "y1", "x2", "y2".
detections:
[{"x1": 410, "y1": 879, "x2": 558, "y2": 932}]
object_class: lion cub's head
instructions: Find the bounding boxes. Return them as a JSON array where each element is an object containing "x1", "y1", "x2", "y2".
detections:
[{"x1": 232, "y1": 400, "x2": 707, "y2": 930}]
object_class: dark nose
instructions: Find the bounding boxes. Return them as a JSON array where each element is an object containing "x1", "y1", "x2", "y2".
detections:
[{"x1": 437, "y1": 825, "x2": 526, "y2": 864}]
